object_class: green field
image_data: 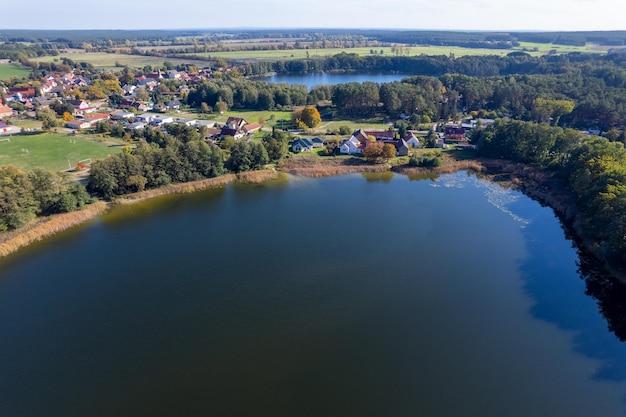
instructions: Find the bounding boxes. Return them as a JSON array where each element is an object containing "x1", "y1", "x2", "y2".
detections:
[
  {"x1": 182, "y1": 43, "x2": 602, "y2": 61},
  {"x1": 0, "y1": 63, "x2": 31, "y2": 80},
  {"x1": 211, "y1": 110, "x2": 293, "y2": 126},
  {"x1": 0, "y1": 132, "x2": 128, "y2": 172},
  {"x1": 35, "y1": 52, "x2": 211, "y2": 71}
]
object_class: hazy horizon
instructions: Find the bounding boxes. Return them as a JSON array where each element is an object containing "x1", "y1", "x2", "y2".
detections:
[{"x1": 3, "y1": 0, "x2": 625, "y2": 32}]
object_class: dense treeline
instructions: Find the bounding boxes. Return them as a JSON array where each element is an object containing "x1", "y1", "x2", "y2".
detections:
[
  {"x1": 186, "y1": 78, "x2": 309, "y2": 110},
  {"x1": 190, "y1": 53, "x2": 626, "y2": 130},
  {"x1": 88, "y1": 138, "x2": 224, "y2": 199},
  {"x1": 0, "y1": 166, "x2": 91, "y2": 232},
  {"x1": 474, "y1": 120, "x2": 626, "y2": 267}
]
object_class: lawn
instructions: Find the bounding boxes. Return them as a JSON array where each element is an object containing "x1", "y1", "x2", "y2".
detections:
[
  {"x1": 0, "y1": 132, "x2": 128, "y2": 172},
  {"x1": 0, "y1": 63, "x2": 31, "y2": 80},
  {"x1": 210, "y1": 110, "x2": 293, "y2": 127}
]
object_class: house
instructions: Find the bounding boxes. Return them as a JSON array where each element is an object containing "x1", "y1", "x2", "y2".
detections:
[
  {"x1": 381, "y1": 139, "x2": 409, "y2": 156},
  {"x1": 204, "y1": 127, "x2": 222, "y2": 140},
  {"x1": 153, "y1": 103, "x2": 168, "y2": 112},
  {"x1": 311, "y1": 137, "x2": 325, "y2": 148},
  {"x1": 340, "y1": 136, "x2": 364, "y2": 155},
  {"x1": 175, "y1": 118, "x2": 197, "y2": 127},
  {"x1": 152, "y1": 116, "x2": 174, "y2": 126},
  {"x1": 66, "y1": 119, "x2": 91, "y2": 130},
  {"x1": 291, "y1": 138, "x2": 314, "y2": 153},
  {"x1": 33, "y1": 97, "x2": 56, "y2": 108},
  {"x1": 364, "y1": 130, "x2": 395, "y2": 141},
  {"x1": 403, "y1": 132, "x2": 420, "y2": 148},
  {"x1": 243, "y1": 122, "x2": 261, "y2": 135},
  {"x1": 67, "y1": 99, "x2": 96, "y2": 115},
  {"x1": 221, "y1": 127, "x2": 245, "y2": 139},
  {"x1": 444, "y1": 127, "x2": 467, "y2": 144},
  {"x1": 133, "y1": 102, "x2": 154, "y2": 112},
  {"x1": 85, "y1": 113, "x2": 111, "y2": 126},
  {"x1": 225, "y1": 117, "x2": 247, "y2": 130},
  {"x1": 0, "y1": 104, "x2": 13, "y2": 119},
  {"x1": 110, "y1": 110, "x2": 135, "y2": 120},
  {"x1": 167, "y1": 100, "x2": 181, "y2": 110},
  {"x1": 128, "y1": 121, "x2": 146, "y2": 130},
  {"x1": 8, "y1": 87, "x2": 36, "y2": 99},
  {"x1": 135, "y1": 113, "x2": 159, "y2": 123}
]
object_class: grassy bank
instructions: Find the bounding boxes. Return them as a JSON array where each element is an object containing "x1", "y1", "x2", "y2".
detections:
[{"x1": 0, "y1": 201, "x2": 108, "y2": 258}]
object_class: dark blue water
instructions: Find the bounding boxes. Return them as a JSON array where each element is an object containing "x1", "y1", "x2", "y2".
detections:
[
  {"x1": 1, "y1": 172, "x2": 625, "y2": 417},
  {"x1": 266, "y1": 72, "x2": 411, "y2": 90}
]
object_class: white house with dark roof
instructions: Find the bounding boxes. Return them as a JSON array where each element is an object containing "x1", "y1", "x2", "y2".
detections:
[{"x1": 291, "y1": 138, "x2": 314, "y2": 153}]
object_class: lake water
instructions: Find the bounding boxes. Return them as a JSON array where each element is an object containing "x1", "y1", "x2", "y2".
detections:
[
  {"x1": 1, "y1": 172, "x2": 626, "y2": 417},
  {"x1": 266, "y1": 72, "x2": 411, "y2": 90}
]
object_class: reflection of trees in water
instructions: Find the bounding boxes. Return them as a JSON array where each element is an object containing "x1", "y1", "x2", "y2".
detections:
[
  {"x1": 579, "y1": 252, "x2": 626, "y2": 344},
  {"x1": 521, "y1": 214, "x2": 626, "y2": 382}
]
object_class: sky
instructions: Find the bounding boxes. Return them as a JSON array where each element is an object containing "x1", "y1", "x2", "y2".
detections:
[{"x1": 3, "y1": 0, "x2": 626, "y2": 32}]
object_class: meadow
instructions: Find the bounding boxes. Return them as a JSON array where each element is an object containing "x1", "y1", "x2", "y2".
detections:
[
  {"x1": 31, "y1": 42, "x2": 604, "y2": 71},
  {"x1": 0, "y1": 63, "x2": 31, "y2": 80},
  {"x1": 0, "y1": 132, "x2": 127, "y2": 172},
  {"x1": 34, "y1": 52, "x2": 210, "y2": 71}
]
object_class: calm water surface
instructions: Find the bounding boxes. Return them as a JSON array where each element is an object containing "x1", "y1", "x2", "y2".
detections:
[
  {"x1": 266, "y1": 72, "x2": 411, "y2": 90},
  {"x1": 1, "y1": 172, "x2": 626, "y2": 417}
]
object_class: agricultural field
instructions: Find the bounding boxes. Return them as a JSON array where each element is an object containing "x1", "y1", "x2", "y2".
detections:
[
  {"x1": 34, "y1": 52, "x2": 211, "y2": 71},
  {"x1": 0, "y1": 132, "x2": 128, "y2": 172},
  {"x1": 180, "y1": 43, "x2": 603, "y2": 61},
  {"x1": 31, "y1": 41, "x2": 605, "y2": 71},
  {"x1": 0, "y1": 63, "x2": 31, "y2": 80}
]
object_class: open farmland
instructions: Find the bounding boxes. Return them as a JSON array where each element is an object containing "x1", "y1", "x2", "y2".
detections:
[
  {"x1": 180, "y1": 43, "x2": 602, "y2": 61},
  {"x1": 0, "y1": 132, "x2": 128, "y2": 172},
  {"x1": 34, "y1": 52, "x2": 211, "y2": 70}
]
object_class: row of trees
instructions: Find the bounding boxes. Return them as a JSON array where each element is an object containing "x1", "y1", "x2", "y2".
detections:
[{"x1": 88, "y1": 139, "x2": 224, "y2": 199}]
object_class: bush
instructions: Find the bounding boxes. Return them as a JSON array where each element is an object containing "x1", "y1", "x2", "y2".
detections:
[{"x1": 409, "y1": 151, "x2": 442, "y2": 167}]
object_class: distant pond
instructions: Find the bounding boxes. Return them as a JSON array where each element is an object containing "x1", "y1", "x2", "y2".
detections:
[
  {"x1": 1, "y1": 172, "x2": 626, "y2": 417},
  {"x1": 264, "y1": 71, "x2": 412, "y2": 90}
]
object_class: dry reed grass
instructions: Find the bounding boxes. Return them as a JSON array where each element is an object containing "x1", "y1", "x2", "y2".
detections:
[
  {"x1": 115, "y1": 170, "x2": 279, "y2": 204},
  {"x1": 0, "y1": 201, "x2": 109, "y2": 258}
]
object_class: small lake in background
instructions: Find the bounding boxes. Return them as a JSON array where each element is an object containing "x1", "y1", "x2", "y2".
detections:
[
  {"x1": 265, "y1": 72, "x2": 412, "y2": 90},
  {"x1": 1, "y1": 172, "x2": 626, "y2": 417}
]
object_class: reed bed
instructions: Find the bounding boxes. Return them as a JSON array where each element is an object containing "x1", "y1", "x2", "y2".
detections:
[
  {"x1": 394, "y1": 160, "x2": 486, "y2": 176},
  {"x1": 236, "y1": 170, "x2": 279, "y2": 183},
  {"x1": 114, "y1": 174, "x2": 239, "y2": 204},
  {"x1": 0, "y1": 201, "x2": 109, "y2": 258},
  {"x1": 115, "y1": 171, "x2": 279, "y2": 205}
]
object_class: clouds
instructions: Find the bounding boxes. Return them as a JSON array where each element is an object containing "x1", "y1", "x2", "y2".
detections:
[{"x1": 2, "y1": 0, "x2": 625, "y2": 31}]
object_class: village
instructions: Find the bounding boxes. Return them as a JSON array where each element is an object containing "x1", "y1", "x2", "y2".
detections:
[{"x1": 0, "y1": 62, "x2": 496, "y2": 161}]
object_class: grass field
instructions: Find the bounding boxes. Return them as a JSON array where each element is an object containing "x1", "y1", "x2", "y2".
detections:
[
  {"x1": 181, "y1": 43, "x2": 602, "y2": 61},
  {"x1": 35, "y1": 52, "x2": 211, "y2": 71},
  {"x1": 0, "y1": 63, "x2": 31, "y2": 80},
  {"x1": 0, "y1": 132, "x2": 128, "y2": 172}
]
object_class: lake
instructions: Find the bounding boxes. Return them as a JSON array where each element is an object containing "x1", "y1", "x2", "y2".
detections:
[
  {"x1": 265, "y1": 72, "x2": 412, "y2": 90},
  {"x1": 1, "y1": 171, "x2": 626, "y2": 417}
]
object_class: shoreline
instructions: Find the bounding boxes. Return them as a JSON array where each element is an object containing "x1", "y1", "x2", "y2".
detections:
[
  {"x1": 1, "y1": 160, "x2": 623, "y2": 284},
  {"x1": 0, "y1": 170, "x2": 279, "y2": 259}
]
